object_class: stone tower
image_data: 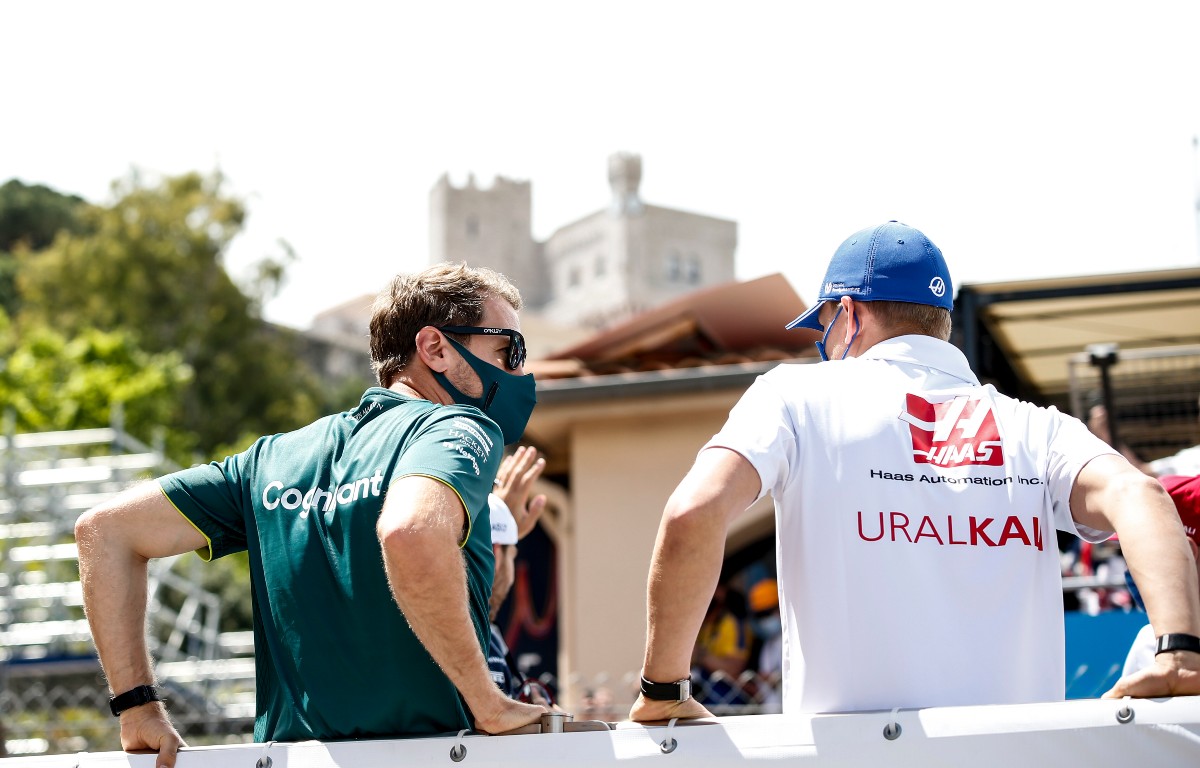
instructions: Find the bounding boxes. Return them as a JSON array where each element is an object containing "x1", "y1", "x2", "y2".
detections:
[
  {"x1": 429, "y1": 154, "x2": 737, "y2": 329},
  {"x1": 539, "y1": 153, "x2": 737, "y2": 328},
  {"x1": 428, "y1": 173, "x2": 550, "y2": 308}
]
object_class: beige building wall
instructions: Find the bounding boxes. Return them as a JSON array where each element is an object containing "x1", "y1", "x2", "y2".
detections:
[
  {"x1": 633, "y1": 206, "x2": 738, "y2": 305},
  {"x1": 531, "y1": 385, "x2": 776, "y2": 710},
  {"x1": 541, "y1": 212, "x2": 627, "y2": 327}
]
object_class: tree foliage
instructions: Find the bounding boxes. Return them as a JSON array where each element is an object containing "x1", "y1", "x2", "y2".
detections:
[
  {"x1": 2, "y1": 170, "x2": 372, "y2": 636},
  {"x1": 0, "y1": 309, "x2": 192, "y2": 446},
  {"x1": 0, "y1": 179, "x2": 89, "y2": 317},
  {"x1": 15, "y1": 171, "x2": 346, "y2": 460}
]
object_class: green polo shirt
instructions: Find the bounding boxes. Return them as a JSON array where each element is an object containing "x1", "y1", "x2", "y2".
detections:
[{"x1": 159, "y1": 388, "x2": 499, "y2": 741}]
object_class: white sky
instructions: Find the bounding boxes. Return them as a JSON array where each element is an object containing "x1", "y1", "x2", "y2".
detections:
[{"x1": 4, "y1": 1, "x2": 1199, "y2": 329}]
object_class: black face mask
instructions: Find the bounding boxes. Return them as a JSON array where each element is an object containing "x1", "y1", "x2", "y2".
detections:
[{"x1": 432, "y1": 336, "x2": 537, "y2": 445}]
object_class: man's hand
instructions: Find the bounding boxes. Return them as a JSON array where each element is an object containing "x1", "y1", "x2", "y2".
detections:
[
  {"x1": 629, "y1": 693, "x2": 712, "y2": 724},
  {"x1": 1103, "y1": 650, "x2": 1200, "y2": 699},
  {"x1": 472, "y1": 694, "x2": 550, "y2": 734},
  {"x1": 119, "y1": 702, "x2": 186, "y2": 768},
  {"x1": 494, "y1": 446, "x2": 546, "y2": 540}
]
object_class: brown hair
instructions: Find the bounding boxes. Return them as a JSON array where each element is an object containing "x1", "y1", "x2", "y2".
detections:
[
  {"x1": 866, "y1": 300, "x2": 952, "y2": 341},
  {"x1": 369, "y1": 263, "x2": 522, "y2": 387}
]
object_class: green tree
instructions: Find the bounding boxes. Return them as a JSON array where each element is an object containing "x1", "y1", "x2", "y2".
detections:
[
  {"x1": 17, "y1": 171, "x2": 332, "y2": 459},
  {"x1": 0, "y1": 309, "x2": 192, "y2": 449},
  {"x1": 0, "y1": 179, "x2": 88, "y2": 317}
]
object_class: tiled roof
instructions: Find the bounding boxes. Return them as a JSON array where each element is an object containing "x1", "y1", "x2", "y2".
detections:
[{"x1": 527, "y1": 273, "x2": 821, "y2": 380}]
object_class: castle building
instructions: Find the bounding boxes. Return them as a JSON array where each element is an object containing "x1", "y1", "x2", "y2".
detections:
[{"x1": 429, "y1": 152, "x2": 738, "y2": 330}]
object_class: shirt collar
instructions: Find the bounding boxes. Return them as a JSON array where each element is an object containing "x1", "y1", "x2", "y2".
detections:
[{"x1": 857, "y1": 335, "x2": 980, "y2": 386}]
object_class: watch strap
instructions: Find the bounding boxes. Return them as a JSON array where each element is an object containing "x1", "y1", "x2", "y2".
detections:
[
  {"x1": 109, "y1": 684, "x2": 162, "y2": 717},
  {"x1": 1155, "y1": 633, "x2": 1200, "y2": 656},
  {"x1": 640, "y1": 675, "x2": 692, "y2": 702}
]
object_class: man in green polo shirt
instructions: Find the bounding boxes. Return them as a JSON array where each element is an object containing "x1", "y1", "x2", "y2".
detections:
[{"x1": 75, "y1": 263, "x2": 548, "y2": 767}]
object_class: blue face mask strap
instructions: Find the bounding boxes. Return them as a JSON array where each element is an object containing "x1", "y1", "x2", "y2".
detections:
[
  {"x1": 815, "y1": 302, "x2": 862, "y2": 361},
  {"x1": 816, "y1": 304, "x2": 842, "y2": 362}
]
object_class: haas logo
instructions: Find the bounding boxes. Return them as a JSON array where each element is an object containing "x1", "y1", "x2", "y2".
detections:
[{"x1": 899, "y1": 394, "x2": 1004, "y2": 467}]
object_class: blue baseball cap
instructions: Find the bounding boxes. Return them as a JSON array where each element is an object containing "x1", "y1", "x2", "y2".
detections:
[{"x1": 786, "y1": 221, "x2": 953, "y2": 331}]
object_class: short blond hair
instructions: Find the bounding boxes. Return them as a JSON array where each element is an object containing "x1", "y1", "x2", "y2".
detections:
[
  {"x1": 369, "y1": 263, "x2": 522, "y2": 387},
  {"x1": 866, "y1": 300, "x2": 952, "y2": 341}
]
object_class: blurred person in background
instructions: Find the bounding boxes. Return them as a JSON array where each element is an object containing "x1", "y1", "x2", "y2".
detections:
[
  {"x1": 486, "y1": 446, "x2": 552, "y2": 707},
  {"x1": 691, "y1": 581, "x2": 752, "y2": 707},
  {"x1": 748, "y1": 578, "x2": 783, "y2": 713},
  {"x1": 1087, "y1": 396, "x2": 1200, "y2": 477}
]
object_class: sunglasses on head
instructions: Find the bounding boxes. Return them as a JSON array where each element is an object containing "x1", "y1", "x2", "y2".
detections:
[{"x1": 439, "y1": 325, "x2": 527, "y2": 371}]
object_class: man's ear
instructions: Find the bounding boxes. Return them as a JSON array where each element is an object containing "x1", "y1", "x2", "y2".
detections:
[
  {"x1": 414, "y1": 327, "x2": 452, "y2": 373},
  {"x1": 840, "y1": 296, "x2": 860, "y2": 345}
]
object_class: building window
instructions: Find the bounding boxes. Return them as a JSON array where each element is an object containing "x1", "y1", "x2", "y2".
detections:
[
  {"x1": 666, "y1": 250, "x2": 682, "y2": 282},
  {"x1": 687, "y1": 254, "x2": 701, "y2": 284},
  {"x1": 466, "y1": 215, "x2": 479, "y2": 239},
  {"x1": 568, "y1": 265, "x2": 582, "y2": 288},
  {"x1": 594, "y1": 255, "x2": 606, "y2": 277}
]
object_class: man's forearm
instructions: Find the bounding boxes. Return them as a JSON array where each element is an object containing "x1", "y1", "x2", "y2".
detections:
[
  {"x1": 1118, "y1": 499, "x2": 1200, "y2": 638},
  {"x1": 77, "y1": 514, "x2": 157, "y2": 693},
  {"x1": 1078, "y1": 462, "x2": 1200, "y2": 637},
  {"x1": 642, "y1": 449, "x2": 760, "y2": 683},
  {"x1": 642, "y1": 499, "x2": 728, "y2": 682},
  {"x1": 381, "y1": 527, "x2": 502, "y2": 716},
  {"x1": 75, "y1": 482, "x2": 206, "y2": 695}
]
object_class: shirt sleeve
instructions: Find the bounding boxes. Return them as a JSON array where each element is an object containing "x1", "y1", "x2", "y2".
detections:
[
  {"x1": 704, "y1": 372, "x2": 798, "y2": 503},
  {"x1": 393, "y1": 409, "x2": 504, "y2": 531},
  {"x1": 1043, "y1": 408, "x2": 1120, "y2": 543},
  {"x1": 159, "y1": 453, "x2": 250, "y2": 561}
]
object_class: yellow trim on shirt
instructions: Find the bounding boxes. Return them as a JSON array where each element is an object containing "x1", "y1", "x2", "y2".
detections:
[
  {"x1": 157, "y1": 484, "x2": 216, "y2": 562},
  {"x1": 397, "y1": 473, "x2": 474, "y2": 549}
]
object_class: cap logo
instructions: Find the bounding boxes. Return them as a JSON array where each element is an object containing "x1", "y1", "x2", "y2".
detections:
[{"x1": 929, "y1": 277, "x2": 946, "y2": 298}]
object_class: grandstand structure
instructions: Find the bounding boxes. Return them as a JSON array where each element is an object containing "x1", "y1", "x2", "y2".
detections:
[
  {"x1": 1067, "y1": 343, "x2": 1200, "y2": 463},
  {"x1": 0, "y1": 414, "x2": 254, "y2": 756}
]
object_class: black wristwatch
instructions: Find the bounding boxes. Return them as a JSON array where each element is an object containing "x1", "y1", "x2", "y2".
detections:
[
  {"x1": 640, "y1": 675, "x2": 692, "y2": 702},
  {"x1": 109, "y1": 684, "x2": 162, "y2": 717},
  {"x1": 1155, "y1": 633, "x2": 1200, "y2": 656}
]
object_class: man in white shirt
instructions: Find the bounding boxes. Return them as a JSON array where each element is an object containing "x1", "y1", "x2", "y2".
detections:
[{"x1": 631, "y1": 221, "x2": 1200, "y2": 721}]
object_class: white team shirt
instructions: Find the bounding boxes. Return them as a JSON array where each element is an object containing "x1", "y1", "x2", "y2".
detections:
[
  {"x1": 1150, "y1": 445, "x2": 1200, "y2": 477},
  {"x1": 705, "y1": 335, "x2": 1115, "y2": 713}
]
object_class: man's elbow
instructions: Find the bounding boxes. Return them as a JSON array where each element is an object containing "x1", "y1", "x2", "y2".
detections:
[
  {"x1": 75, "y1": 501, "x2": 106, "y2": 542},
  {"x1": 1111, "y1": 469, "x2": 1171, "y2": 507},
  {"x1": 661, "y1": 493, "x2": 726, "y2": 539},
  {"x1": 1102, "y1": 470, "x2": 1176, "y2": 532},
  {"x1": 74, "y1": 502, "x2": 119, "y2": 566},
  {"x1": 377, "y1": 519, "x2": 440, "y2": 568}
]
